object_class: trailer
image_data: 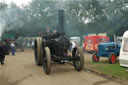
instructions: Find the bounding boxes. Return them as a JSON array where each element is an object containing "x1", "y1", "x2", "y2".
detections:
[
  {"x1": 119, "y1": 30, "x2": 128, "y2": 67},
  {"x1": 84, "y1": 35, "x2": 109, "y2": 52}
]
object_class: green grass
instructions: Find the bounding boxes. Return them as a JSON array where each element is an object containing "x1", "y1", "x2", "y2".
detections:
[{"x1": 87, "y1": 60, "x2": 128, "y2": 80}]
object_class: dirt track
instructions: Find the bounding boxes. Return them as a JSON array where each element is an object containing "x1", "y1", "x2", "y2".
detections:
[{"x1": 0, "y1": 50, "x2": 123, "y2": 85}]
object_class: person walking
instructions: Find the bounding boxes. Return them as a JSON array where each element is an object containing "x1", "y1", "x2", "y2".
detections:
[
  {"x1": 10, "y1": 42, "x2": 15, "y2": 56},
  {"x1": 0, "y1": 41, "x2": 5, "y2": 65}
]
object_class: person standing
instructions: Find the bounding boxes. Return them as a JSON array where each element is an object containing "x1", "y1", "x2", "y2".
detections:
[
  {"x1": 32, "y1": 41, "x2": 34, "y2": 49},
  {"x1": 10, "y1": 42, "x2": 15, "y2": 56},
  {"x1": 0, "y1": 41, "x2": 5, "y2": 65},
  {"x1": 69, "y1": 41, "x2": 76, "y2": 52},
  {"x1": 27, "y1": 41, "x2": 30, "y2": 48}
]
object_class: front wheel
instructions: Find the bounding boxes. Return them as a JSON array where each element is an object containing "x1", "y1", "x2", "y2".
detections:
[
  {"x1": 92, "y1": 52, "x2": 100, "y2": 62},
  {"x1": 43, "y1": 47, "x2": 51, "y2": 74},
  {"x1": 72, "y1": 45, "x2": 84, "y2": 71},
  {"x1": 34, "y1": 37, "x2": 43, "y2": 66},
  {"x1": 109, "y1": 53, "x2": 117, "y2": 64}
]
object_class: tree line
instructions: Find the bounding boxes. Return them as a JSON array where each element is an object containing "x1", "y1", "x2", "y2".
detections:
[{"x1": 0, "y1": 0, "x2": 128, "y2": 39}]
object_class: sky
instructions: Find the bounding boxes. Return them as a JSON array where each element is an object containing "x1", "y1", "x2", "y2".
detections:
[{"x1": 0, "y1": 0, "x2": 32, "y2": 6}]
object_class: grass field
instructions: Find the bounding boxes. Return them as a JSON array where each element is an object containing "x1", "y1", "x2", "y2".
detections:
[{"x1": 87, "y1": 60, "x2": 128, "y2": 80}]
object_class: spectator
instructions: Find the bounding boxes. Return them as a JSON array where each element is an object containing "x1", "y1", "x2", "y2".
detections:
[
  {"x1": 28, "y1": 42, "x2": 30, "y2": 48},
  {"x1": 32, "y1": 41, "x2": 34, "y2": 49},
  {"x1": 69, "y1": 41, "x2": 76, "y2": 52},
  {"x1": 0, "y1": 41, "x2": 5, "y2": 65},
  {"x1": 10, "y1": 42, "x2": 15, "y2": 56}
]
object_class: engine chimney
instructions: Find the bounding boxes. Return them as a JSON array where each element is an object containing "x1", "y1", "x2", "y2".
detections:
[{"x1": 58, "y1": 10, "x2": 65, "y2": 35}]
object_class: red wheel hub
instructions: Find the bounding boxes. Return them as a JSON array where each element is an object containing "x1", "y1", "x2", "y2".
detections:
[
  {"x1": 111, "y1": 54, "x2": 116, "y2": 63},
  {"x1": 94, "y1": 55, "x2": 98, "y2": 61}
]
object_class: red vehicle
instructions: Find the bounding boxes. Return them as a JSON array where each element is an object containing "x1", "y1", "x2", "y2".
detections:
[{"x1": 84, "y1": 35, "x2": 109, "y2": 52}]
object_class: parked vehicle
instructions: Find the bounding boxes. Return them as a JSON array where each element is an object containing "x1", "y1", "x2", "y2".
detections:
[
  {"x1": 119, "y1": 30, "x2": 128, "y2": 67},
  {"x1": 70, "y1": 37, "x2": 81, "y2": 45},
  {"x1": 92, "y1": 42, "x2": 120, "y2": 64},
  {"x1": 84, "y1": 35, "x2": 109, "y2": 52}
]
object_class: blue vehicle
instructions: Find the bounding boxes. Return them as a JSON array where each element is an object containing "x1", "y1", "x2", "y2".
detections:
[{"x1": 92, "y1": 42, "x2": 120, "y2": 64}]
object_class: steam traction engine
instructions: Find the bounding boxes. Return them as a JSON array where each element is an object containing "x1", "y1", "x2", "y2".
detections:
[{"x1": 34, "y1": 10, "x2": 84, "y2": 74}]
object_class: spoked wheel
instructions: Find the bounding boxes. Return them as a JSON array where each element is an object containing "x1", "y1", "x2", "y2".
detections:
[
  {"x1": 92, "y1": 52, "x2": 100, "y2": 62},
  {"x1": 109, "y1": 53, "x2": 117, "y2": 64},
  {"x1": 43, "y1": 47, "x2": 51, "y2": 74},
  {"x1": 72, "y1": 45, "x2": 84, "y2": 71},
  {"x1": 34, "y1": 37, "x2": 43, "y2": 66}
]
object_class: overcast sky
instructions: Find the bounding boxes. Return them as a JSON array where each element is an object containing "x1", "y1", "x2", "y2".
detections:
[{"x1": 0, "y1": 0, "x2": 32, "y2": 6}]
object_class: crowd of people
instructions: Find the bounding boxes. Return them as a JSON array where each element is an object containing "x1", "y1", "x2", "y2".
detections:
[{"x1": 0, "y1": 40, "x2": 35, "y2": 65}]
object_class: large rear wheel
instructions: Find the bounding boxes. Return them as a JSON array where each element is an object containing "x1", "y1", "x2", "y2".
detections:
[
  {"x1": 72, "y1": 45, "x2": 84, "y2": 71},
  {"x1": 34, "y1": 37, "x2": 43, "y2": 66},
  {"x1": 43, "y1": 47, "x2": 51, "y2": 74}
]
